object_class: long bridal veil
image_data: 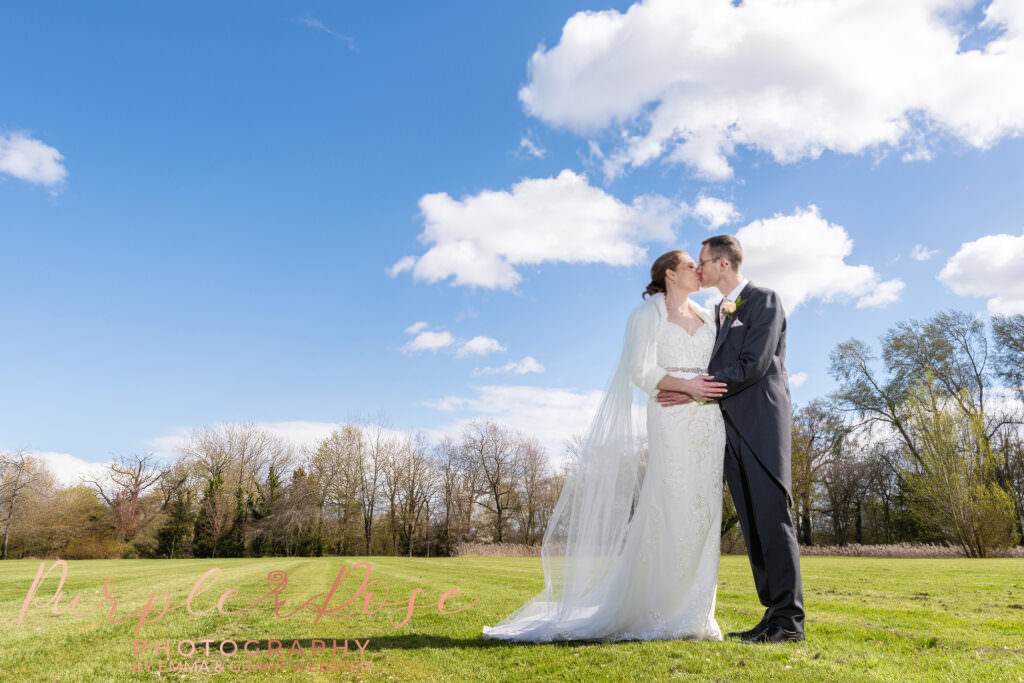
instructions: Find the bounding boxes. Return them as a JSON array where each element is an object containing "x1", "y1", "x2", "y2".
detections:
[{"x1": 483, "y1": 295, "x2": 664, "y2": 640}]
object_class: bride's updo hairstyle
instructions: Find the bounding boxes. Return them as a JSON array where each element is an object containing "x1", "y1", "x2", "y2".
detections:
[{"x1": 643, "y1": 250, "x2": 686, "y2": 299}]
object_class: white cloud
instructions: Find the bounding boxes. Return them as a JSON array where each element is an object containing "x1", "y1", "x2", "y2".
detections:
[
  {"x1": 405, "y1": 321, "x2": 429, "y2": 334},
  {"x1": 389, "y1": 255, "x2": 417, "y2": 277},
  {"x1": 456, "y1": 335, "x2": 506, "y2": 357},
  {"x1": 938, "y1": 232, "x2": 1024, "y2": 313},
  {"x1": 911, "y1": 244, "x2": 940, "y2": 261},
  {"x1": 25, "y1": 451, "x2": 108, "y2": 487},
  {"x1": 714, "y1": 205, "x2": 904, "y2": 313},
  {"x1": 518, "y1": 0, "x2": 1024, "y2": 181},
  {"x1": 694, "y1": 196, "x2": 739, "y2": 230},
  {"x1": 856, "y1": 278, "x2": 906, "y2": 308},
  {"x1": 518, "y1": 133, "x2": 547, "y2": 158},
  {"x1": 0, "y1": 132, "x2": 66, "y2": 188},
  {"x1": 788, "y1": 371, "x2": 808, "y2": 388},
  {"x1": 147, "y1": 431, "x2": 192, "y2": 461},
  {"x1": 402, "y1": 330, "x2": 455, "y2": 353},
  {"x1": 424, "y1": 385, "x2": 608, "y2": 467},
  {"x1": 474, "y1": 356, "x2": 545, "y2": 376},
  {"x1": 393, "y1": 168, "x2": 687, "y2": 289}
]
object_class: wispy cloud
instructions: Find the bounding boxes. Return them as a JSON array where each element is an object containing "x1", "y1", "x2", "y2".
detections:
[
  {"x1": 405, "y1": 321, "x2": 429, "y2": 334},
  {"x1": 910, "y1": 244, "x2": 939, "y2": 261},
  {"x1": 474, "y1": 356, "x2": 545, "y2": 376},
  {"x1": 518, "y1": 132, "x2": 547, "y2": 159},
  {"x1": 298, "y1": 15, "x2": 358, "y2": 52}
]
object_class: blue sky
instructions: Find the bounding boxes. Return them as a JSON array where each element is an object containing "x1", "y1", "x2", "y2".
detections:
[{"x1": 3, "y1": 1, "x2": 1023, "y2": 478}]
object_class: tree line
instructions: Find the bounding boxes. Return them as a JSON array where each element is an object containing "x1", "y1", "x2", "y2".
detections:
[
  {"x1": 1, "y1": 310, "x2": 1022, "y2": 559},
  {"x1": 0, "y1": 418, "x2": 562, "y2": 560}
]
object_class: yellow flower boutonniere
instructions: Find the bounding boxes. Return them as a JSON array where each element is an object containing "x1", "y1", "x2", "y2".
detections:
[{"x1": 723, "y1": 296, "x2": 745, "y2": 318}]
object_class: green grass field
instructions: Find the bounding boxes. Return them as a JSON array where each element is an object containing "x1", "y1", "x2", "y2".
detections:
[{"x1": 0, "y1": 555, "x2": 1021, "y2": 682}]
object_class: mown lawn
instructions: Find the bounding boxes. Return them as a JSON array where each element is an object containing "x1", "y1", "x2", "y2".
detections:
[{"x1": 0, "y1": 555, "x2": 1021, "y2": 681}]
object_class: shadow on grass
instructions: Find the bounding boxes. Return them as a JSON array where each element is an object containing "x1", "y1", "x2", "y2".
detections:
[{"x1": 209, "y1": 634, "x2": 632, "y2": 653}]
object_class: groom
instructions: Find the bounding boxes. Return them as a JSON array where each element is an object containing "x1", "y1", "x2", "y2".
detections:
[{"x1": 658, "y1": 234, "x2": 805, "y2": 643}]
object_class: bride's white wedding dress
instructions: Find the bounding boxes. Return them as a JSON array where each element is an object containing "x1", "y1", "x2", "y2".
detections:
[{"x1": 483, "y1": 295, "x2": 726, "y2": 643}]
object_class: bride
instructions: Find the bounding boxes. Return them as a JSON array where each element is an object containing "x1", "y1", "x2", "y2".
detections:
[{"x1": 482, "y1": 250, "x2": 728, "y2": 643}]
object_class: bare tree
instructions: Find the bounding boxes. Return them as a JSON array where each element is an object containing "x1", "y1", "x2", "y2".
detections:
[
  {"x1": 511, "y1": 436, "x2": 549, "y2": 545},
  {"x1": 381, "y1": 438, "x2": 402, "y2": 554},
  {"x1": 453, "y1": 439, "x2": 485, "y2": 542},
  {"x1": 461, "y1": 420, "x2": 524, "y2": 543},
  {"x1": 84, "y1": 453, "x2": 165, "y2": 546},
  {"x1": 322, "y1": 425, "x2": 367, "y2": 555},
  {"x1": 431, "y1": 437, "x2": 461, "y2": 555},
  {"x1": 819, "y1": 434, "x2": 874, "y2": 545},
  {"x1": 395, "y1": 433, "x2": 437, "y2": 556},
  {"x1": 308, "y1": 435, "x2": 344, "y2": 554},
  {"x1": 357, "y1": 417, "x2": 391, "y2": 555},
  {"x1": 183, "y1": 423, "x2": 294, "y2": 500},
  {"x1": 199, "y1": 491, "x2": 235, "y2": 559},
  {"x1": 829, "y1": 339, "x2": 922, "y2": 468},
  {"x1": 791, "y1": 400, "x2": 849, "y2": 544}
]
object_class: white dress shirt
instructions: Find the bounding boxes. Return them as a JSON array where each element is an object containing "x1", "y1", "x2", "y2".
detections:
[{"x1": 724, "y1": 278, "x2": 749, "y2": 302}]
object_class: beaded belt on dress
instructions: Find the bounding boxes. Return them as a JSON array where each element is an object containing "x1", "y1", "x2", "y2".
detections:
[{"x1": 664, "y1": 366, "x2": 707, "y2": 373}]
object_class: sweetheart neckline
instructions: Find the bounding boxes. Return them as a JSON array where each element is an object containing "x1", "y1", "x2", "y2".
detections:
[
  {"x1": 665, "y1": 319, "x2": 707, "y2": 337},
  {"x1": 661, "y1": 295, "x2": 709, "y2": 338}
]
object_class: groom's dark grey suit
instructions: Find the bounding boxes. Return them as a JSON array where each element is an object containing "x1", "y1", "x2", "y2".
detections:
[{"x1": 707, "y1": 281, "x2": 805, "y2": 634}]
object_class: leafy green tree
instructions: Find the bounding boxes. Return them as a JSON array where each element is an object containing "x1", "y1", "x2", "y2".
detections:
[
  {"x1": 902, "y1": 378, "x2": 1016, "y2": 557},
  {"x1": 250, "y1": 464, "x2": 284, "y2": 556},
  {"x1": 155, "y1": 487, "x2": 195, "y2": 558}
]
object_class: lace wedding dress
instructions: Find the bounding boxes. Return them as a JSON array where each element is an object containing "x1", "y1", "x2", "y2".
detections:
[{"x1": 483, "y1": 297, "x2": 726, "y2": 643}]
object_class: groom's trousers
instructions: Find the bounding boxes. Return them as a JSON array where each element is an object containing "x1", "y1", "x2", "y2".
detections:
[{"x1": 722, "y1": 412, "x2": 805, "y2": 633}]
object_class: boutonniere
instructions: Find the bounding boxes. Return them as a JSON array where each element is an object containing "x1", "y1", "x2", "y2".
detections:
[{"x1": 722, "y1": 295, "x2": 746, "y2": 318}]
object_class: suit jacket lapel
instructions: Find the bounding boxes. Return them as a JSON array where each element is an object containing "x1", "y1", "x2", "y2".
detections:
[{"x1": 711, "y1": 281, "x2": 754, "y2": 359}]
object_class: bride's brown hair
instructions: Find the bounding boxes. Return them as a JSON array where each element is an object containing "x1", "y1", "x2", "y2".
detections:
[{"x1": 643, "y1": 250, "x2": 686, "y2": 299}]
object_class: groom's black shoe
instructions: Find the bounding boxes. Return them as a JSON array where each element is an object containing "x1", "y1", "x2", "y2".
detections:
[
  {"x1": 726, "y1": 622, "x2": 768, "y2": 640},
  {"x1": 741, "y1": 623, "x2": 804, "y2": 644}
]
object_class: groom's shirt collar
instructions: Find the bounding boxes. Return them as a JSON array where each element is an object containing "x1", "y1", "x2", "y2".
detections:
[{"x1": 724, "y1": 278, "x2": 749, "y2": 302}]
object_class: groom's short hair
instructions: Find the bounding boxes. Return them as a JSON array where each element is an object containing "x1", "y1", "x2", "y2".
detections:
[{"x1": 701, "y1": 235, "x2": 742, "y2": 271}]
